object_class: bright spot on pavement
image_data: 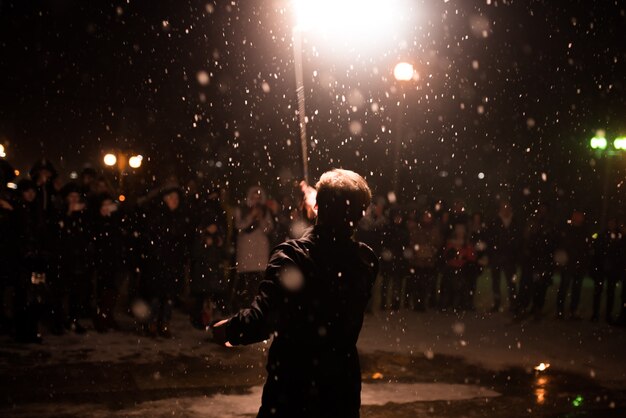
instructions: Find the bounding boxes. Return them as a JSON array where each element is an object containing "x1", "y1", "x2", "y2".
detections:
[{"x1": 534, "y1": 363, "x2": 550, "y2": 372}]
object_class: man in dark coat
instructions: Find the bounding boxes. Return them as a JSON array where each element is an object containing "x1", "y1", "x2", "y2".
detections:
[{"x1": 212, "y1": 169, "x2": 378, "y2": 418}]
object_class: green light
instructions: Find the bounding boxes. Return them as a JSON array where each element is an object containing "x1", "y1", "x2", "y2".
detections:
[
  {"x1": 614, "y1": 136, "x2": 626, "y2": 150},
  {"x1": 572, "y1": 395, "x2": 584, "y2": 407},
  {"x1": 590, "y1": 136, "x2": 607, "y2": 150}
]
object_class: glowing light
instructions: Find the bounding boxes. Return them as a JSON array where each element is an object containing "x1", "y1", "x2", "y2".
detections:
[
  {"x1": 0, "y1": 144, "x2": 5, "y2": 158},
  {"x1": 614, "y1": 136, "x2": 626, "y2": 150},
  {"x1": 535, "y1": 388, "x2": 546, "y2": 405},
  {"x1": 372, "y1": 372, "x2": 384, "y2": 380},
  {"x1": 393, "y1": 62, "x2": 415, "y2": 81},
  {"x1": 14, "y1": 169, "x2": 20, "y2": 176},
  {"x1": 590, "y1": 130, "x2": 607, "y2": 150},
  {"x1": 103, "y1": 153, "x2": 117, "y2": 167},
  {"x1": 572, "y1": 395, "x2": 583, "y2": 407},
  {"x1": 128, "y1": 155, "x2": 143, "y2": 169},
  {"x1": 118, "y1": 194, "x2": 126, "y2": 202},
  {"x1": 534, "y1": 363, "x2": 550, "y2": 372},
  {"x1": 293, "y1": 0, "x2": 411, "y2": 51},
  {"x1": 7, "y1": 182, "x2": 17, "y2": 190}
]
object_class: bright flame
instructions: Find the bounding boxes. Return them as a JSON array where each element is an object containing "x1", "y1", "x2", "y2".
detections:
[
  {"x1": 394, "y1": 62, "x2": 415, "y2": 81},
  {"x1": 128, "y1": 155, "x2": 143, "y2": 169},
  {"x1": 293, "y1": 0, "x2": 412, "y2": 52},
  {"x1": 103, "y1": 153, "x2": 117, "y2": 167},
  {"x1": 534, "y1": 363, "x2": 550, "y2": 372}
]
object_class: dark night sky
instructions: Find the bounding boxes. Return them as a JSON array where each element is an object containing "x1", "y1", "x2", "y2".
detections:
[{"x1": 1, "y1": 0, "x2": 625, "y2": 211}]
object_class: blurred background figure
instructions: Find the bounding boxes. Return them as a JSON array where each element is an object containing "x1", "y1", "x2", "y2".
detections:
[
  {"x1": 143, "y1": 184, "x2": 191, "y2": 338},
  {"x1": 555, "y1": 210, "x2": 590, "y2": 320},
  {"x1": 590, "y1": 216, "x2": 622, "y2": 323},
  {"x1": 407, "y1": 210, "x2": 442, "y2": 311},
  {"x1": 232, "y1": 186, "x2": 273, "y2": 311},
  {"x1": 488, "y1": 200, "x2": 522, "y2": 313},
  {"x1": 189, "y1": 189, "x2": 228, "y2": 329}
]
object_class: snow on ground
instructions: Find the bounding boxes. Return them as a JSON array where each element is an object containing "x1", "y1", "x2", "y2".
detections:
[{"x1": 3, "y1": 383, "x2": 499, "y2": 418}]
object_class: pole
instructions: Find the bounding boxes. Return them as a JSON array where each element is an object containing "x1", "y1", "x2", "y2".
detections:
[
  {"x1": 391, "y1": 86, "x2": 405, "y2": 195},
  {"x1": 293, "y1": 28, "x2": 309, "y2": 184}
]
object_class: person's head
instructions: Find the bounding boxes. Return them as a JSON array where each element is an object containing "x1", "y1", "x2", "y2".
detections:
[
  {"x1": 315, "y1": 169, "x2": 371, "y2": 233},
  {"x1": 246, "y1": 186, "x2": 266, "y2": 208},
  {"x1": 18, "y1": 179, "x2": 37, "y2": 203},
  {"x1": 163, "y1": 190, "x2": 180, "y2": 211},
  {"x1": 498, "y1": 200, "x2": 513, "y2": 218}
]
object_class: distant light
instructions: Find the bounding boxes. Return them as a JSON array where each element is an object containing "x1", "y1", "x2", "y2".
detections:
[
  {"x1": 7, "y1": 182, "x2": 17, "y2": 190},
  {"x1": 118, "y1": 194, "x2": 126, "y2": 202},
  {"x1": 477, "y1": 172, "x2": 485, "y2": 180},
  {"x1": 128, "y1": 155, "x2": 143, "y2": 169},
  {"x1": 69, "y1": 171, "x2": 78, "y2": 179},
  {"x1": 371, "y1": 372, "x2": 384, "y2": 380},
  {"x1": 590, "y1": 136, "x2": 607, "y2": 150},
  {"x1": 614, "y1": 136, "x2": 626, "y2": 150},
  {"x1": 572, "y1": 395, "x2": 584, "y2": 407},
  {"x1": 534, "y1": 363, "x2": 550, "y2": 372},
  {"x1": 14, "y1": 169, "x2": 20, "y2": 177},
  {"x1": 0, "y1": 144, "x2": 5, "y2": 158},
  {"x1": 393, "y1": 62, "x2": 415, "y2": 81},
  {"x1": 104, "y1": 153, "x2": 117, "y2": 166}
]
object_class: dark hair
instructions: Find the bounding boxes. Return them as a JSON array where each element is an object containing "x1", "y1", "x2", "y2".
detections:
[{"x1": 315, "y1": 169, "x2": 371, "y2": 229}]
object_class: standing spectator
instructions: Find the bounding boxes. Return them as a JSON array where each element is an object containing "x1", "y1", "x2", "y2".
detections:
[
  {"x1": 144, "y1": 185, "x2": 191, "y2": 337},
  {"x1": 0, "y1": 161, "x2": 19, "y2": 335},
  {"x1": 467, "y1": 212, "x2": 488, "y2": 311},
  {"x1": 14, "y1": 179, "x2": 50, "y2": 342},
  {"x1": 521, "y1": 204, "x2": 555, "y2": 321},
  {"x1": 590, "y1": 217, "x2": 622, "y2": 323},
  {"x1": 383, "y1": 208, "x2": 410, "y2": 310},
  {"x1": 233, "y1": 186, "x2": 274, "y2": 310},
  {"x1": 189, "y1": 191, "x2": 228, "y2": 328},
  {"x1": 488, "y1": 200, "x2": 522, "y2": 313},
  {"x1": 440, "y1": 223, "x2": 475, "y2": 312},
  {"x1": 407, "y1": 210, "x2": 442, "y2": 311},
  {"x1": 52, "y1": 183, "x2": 92, "y2": 334},
  {"x1": 555, "y1": 210, "x2": 590, "y2": 320},
  {"x1": 91, "y1": 195, "x2": 124, "y2": 332}
]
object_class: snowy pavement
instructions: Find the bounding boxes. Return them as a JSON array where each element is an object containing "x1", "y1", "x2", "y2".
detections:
[{"x1": 1, "y1": 301, "x2": 626, "y2": 417}]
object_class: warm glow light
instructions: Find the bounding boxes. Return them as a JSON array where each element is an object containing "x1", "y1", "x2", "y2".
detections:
[
  {"x1": 118, "y1": 194, "x2": 126, "y2": 202},
  {"x1": 534, "y1": 363, "x2": 550, "y2": 372},
  {"x1": 103, "y1": 153, "x2": 117, "y2": 167},
  {"x1": 293, "y1": 0, "x2": 412, "y2": 51},
  {"x1": 128, "y1": 155, "x2": 143, "y2": 169},
  {"x1": 394, "y1": 62, "x2": 415, "y2": 81},
  {"x1": 0, "y1": 144, "x2": 5, "y2": 158}
]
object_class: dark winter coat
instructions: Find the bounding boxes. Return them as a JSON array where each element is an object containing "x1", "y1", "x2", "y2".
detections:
[
  {"x1": 190, "y1": 199, "x2": 227, "y2": 295},
  {"x1": 225, "y1": 225, "x2": 379, "y2": 418},
  {"x1": 488, "y1": 215, "x2": 522, "y2": 267},
  {"x1": 590, "y1": 229, "x2": 623, "y2": 277},
  {"x1": 53, "y1": 208, "x2": 93, "y2": 284},
  {"x1": 143, "y1": 204, "x2": 191, "y2": 297},
  {"x1": 92, "y1": 212, "x2": 125, "y2": 276}
]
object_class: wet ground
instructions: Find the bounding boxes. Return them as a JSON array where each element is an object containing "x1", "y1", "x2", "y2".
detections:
[
  {"x1": 1, "y1": 330, "x2": 625, "y2": 417},
  {"x1": 1, "y1": 276, "x2": 625, "y2": 417}
]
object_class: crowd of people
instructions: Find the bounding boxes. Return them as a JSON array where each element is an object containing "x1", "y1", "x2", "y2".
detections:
[{"x1": 1, "y1": 158, "x2": 625, "y2": 344}]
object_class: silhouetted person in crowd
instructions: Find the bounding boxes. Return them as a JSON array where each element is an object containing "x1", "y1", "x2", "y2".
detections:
[
  {"x1": 518, "y1": 204, "x2": 555, "y2": 321},
  {"x1": 488, "y1": 200, "x2": 522, "y2": 313},
  {"x1": 0, "y1": 161, "x2": 19, "y2": 335},
  {"x1": 440, "y1": 223, "x2": 475, "y2": 312},
  {"x1": 91, "y1": 194, "x2": 124, "y2": 332},
  {"x1": 468, "y1": 212, "x2": 488, "y2": 311},
  {"x1": 212, "y1": 169, "x2": 378, "y2": 418},
  {"x1": 29, "y1": 159, "x2": 59, "y2": 217},
  {"x1": 407, "y1": 210, "x2": 442, "y2": 311},
  {"x1": 555, "y1": 210, "x2": 590, "y2": 320},
  {"x1": 52, "y1": 183, "x2": 92, "y2": 334},
  {"x1": 590, "y1": 217, "x2": 622, "y2": 323},
  {"x1": 189, "y1": 190, "x2": 228, "y2": 328},
  {"x1": 233, "y1": 186, "x2": 274, "y2": 310},
  {"x1": 14, "y1": 180, "x2": 50, "y2": 342},
  {"x1": 144, "y1": 185, "x2": 191, "y2": 338}
]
